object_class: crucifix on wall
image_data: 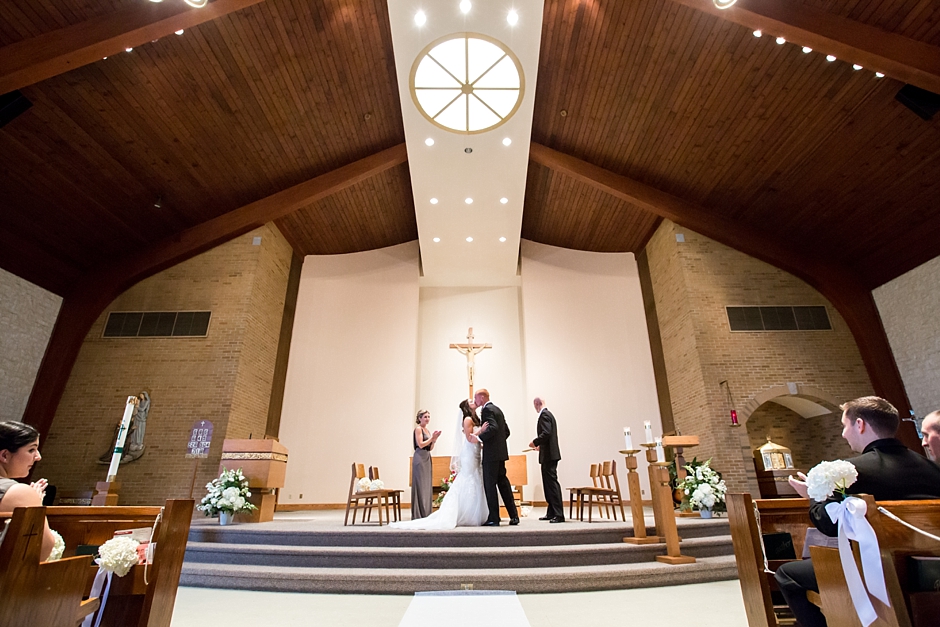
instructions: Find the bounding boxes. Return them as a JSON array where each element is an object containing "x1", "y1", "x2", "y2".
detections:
[{"x1": 449, "y1": 327, "x2": 492, "y2": 399}]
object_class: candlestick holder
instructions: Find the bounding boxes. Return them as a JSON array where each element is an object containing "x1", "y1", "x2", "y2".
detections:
[{"x1": 619, "y1": 450, "x2": 660, "y2": 544}]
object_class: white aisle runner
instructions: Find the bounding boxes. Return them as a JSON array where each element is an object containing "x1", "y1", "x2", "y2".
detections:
[{"x1": 398, "y1": 591, "x2": 531, "y2": 627}]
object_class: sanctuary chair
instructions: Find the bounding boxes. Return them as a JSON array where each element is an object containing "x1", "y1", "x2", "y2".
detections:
[
  {"x1": 568, "y1": 460, "x2": 626, "y2": 522},
  {"x1": 0, "y1": 506, "x2": 99, "y2": 627},
  {"x1": 344, "y1": 463, "x2": 396, "y2": 526},
  {"x1": 367, "y1": 466, "x2": 402, "y2": 523}
]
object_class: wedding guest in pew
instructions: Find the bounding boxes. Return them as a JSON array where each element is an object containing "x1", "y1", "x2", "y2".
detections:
[
  {"x1": 775, "y1": 397, "x2": 940, "y2": 627},
  {"x1": 0, "y1": 421, "x2": 56, "y2": 560},
  {"x1": 922, "y1": 410, "x2": 940, "y2": 461},
  {"x1": 411, "y1": 409, "x2": 441, "y2": 520}
]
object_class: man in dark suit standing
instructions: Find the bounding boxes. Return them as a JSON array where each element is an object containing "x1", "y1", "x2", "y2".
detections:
[
  {"x1": 529, "y1": 397, "x2": 564, "y2": 523},
  {"x1": 474, "y1": 388, "x2": 519, "y2": 526},
  {"x1": 775, "y1": 396, "x2": 940, "y2": 627}
]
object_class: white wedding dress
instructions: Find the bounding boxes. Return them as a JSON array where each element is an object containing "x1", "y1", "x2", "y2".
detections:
[{"x1": 390, "y1": 431, "x2": 488, "y2": 529}]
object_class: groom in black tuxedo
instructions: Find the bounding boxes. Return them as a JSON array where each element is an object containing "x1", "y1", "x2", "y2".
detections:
[{"x1": 474, "y1": 388, "x2": 519, "y2": 526}]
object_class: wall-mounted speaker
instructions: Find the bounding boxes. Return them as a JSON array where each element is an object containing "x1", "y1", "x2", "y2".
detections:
[
  {"x1": 0, "y1": 90, "x2": 33, "y2": 128},
  {"x1": 895, "y1": 84, "x2": 940, "y2": 121}
]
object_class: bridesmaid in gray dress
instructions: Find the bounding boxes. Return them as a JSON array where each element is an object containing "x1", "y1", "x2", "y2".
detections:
[{"x1": 411, "y1": 410, "x2": 440, "y2": 520}]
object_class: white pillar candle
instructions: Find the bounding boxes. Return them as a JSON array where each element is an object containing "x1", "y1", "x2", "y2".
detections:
[
  {"x1": 655, "y1": 437, "x2": 664, "y2": 462},
  {"x1": 623, "y1": 427, "x2": 633, "y2": 450},
  {"x1": 106, "y1": 396, "x2": 138, "y2": 480},
  {"x1": 644, "y1": 420, "x2": 654, "y2": 444}
]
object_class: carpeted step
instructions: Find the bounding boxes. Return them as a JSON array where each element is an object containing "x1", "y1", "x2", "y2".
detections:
[
  {"x1": 184, "y1": 534, "x2": 733, "y2": 570},
  {"x1": 187, "y1": 518, "x2": 728, "y2": 548},
  {"x1": 180, "y1": 554, "x2": 739, "y2": 594}
]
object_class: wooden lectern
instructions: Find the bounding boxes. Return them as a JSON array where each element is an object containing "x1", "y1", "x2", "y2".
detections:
[{"x1": 220, "y1": 438, "x2": 288, "y2": 523}]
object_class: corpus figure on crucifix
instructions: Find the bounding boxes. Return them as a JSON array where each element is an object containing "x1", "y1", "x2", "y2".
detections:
[{"x1": 449, "y1": 327, "x2": 492, "y2": 399}]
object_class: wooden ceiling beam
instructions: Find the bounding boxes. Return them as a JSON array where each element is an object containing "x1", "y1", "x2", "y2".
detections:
[
  {"x1": 529, "y1": 142, "x2": 914, "y2": 427},
  {"x1": 670, "y1": 0, "x2": 940, "y2": 95},
  {"x1": 0, "y1": 0, "x2": 265, "y2": 94},
  {"x1": 22, "y1": 144, "x2": 407, "y2": 441}
]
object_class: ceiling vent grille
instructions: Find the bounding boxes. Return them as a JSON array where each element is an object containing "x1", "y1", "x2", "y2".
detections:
[
  {"x1": 726, "y1": 306, "x2": 831, "y2": 332},
  {"x1": 103, "y1": 311, "x2": 211, "y2": 338}
]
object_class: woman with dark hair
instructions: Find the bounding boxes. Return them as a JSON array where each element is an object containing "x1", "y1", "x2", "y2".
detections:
[
  {"x1": 392, "y1": 399, "x2": 489, "y2": 529},
  {"x1": 0, "y1": 421, "x2": 55, "y2": 560},
  {"x1": 410, "y1": 410, "x2": 441, "y2": 520}
]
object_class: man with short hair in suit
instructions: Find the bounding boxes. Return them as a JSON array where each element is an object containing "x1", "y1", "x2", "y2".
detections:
[
  {"x1": 775, "y1": 396, "x2": 940, "y2": 627},
  {"x1": 474, "y1": 388, "x2": 519, "y2": 527},
  {"x1": 922, "y1": 410, "x2": 940, "y2": 461},
  {"x1": 529, "y1": 397, "x2": 564, "y2": 523}
]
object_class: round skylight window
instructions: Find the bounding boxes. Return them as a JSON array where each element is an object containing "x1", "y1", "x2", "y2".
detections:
[{"x1": 410, "y1": 33, "x2": 524, "y2": 134}]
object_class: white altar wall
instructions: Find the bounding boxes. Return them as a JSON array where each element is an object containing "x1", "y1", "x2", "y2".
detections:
[
  {"x1": 415, "y1": 285, "x2": 527, "y2": 467},
  {"x1": 278, "y1": 242, "x2": 420, "y2": 504},
  {"x1": 520, "y1": 240, "x2": 663, "y2": 500}
]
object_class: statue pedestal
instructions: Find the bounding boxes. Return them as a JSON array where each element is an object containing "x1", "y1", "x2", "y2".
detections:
[
  {"x1": 92, "y1": 481, "x2": 120, "y2": 506},
  {"x1": 221, "y1": 439, "x2": 288, "y2": 523}
]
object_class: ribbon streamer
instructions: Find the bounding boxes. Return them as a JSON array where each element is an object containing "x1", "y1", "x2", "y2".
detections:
[
  {"x1": 825, "y1": 497, "x2": 890, "y2": 627},
  {"x1": 81, "y1": 566, "x2": 113, "y2": 627}
]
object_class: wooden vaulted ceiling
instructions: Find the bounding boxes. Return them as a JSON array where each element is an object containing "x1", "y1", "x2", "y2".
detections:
[{"x1": 2, "y1": 0, "x2": 940, "y2": 297}]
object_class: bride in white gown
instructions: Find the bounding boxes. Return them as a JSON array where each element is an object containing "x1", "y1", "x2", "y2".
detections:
[{"x1": 391, "y1": 400, "x2": 489, "y2": 529}]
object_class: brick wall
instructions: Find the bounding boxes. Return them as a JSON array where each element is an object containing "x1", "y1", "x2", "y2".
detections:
[
  {"x1": 39, "y1": 224, "x2": 292, "y2": 505},
  {"x1": 0, "y1": 268, "x2": 62, "y2": 422},
  {"x1": 644, "y1": 221, "x2": 873, "y2": 492}
]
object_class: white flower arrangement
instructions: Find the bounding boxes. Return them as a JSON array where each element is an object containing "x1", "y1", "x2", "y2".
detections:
[
  {"x1": 47, "y1": 529, "x2": 65, "y2": 562},
  {"x1": 357, "y1": 478, "x2": 385, "y2": 492},
  {"x1": 677, "y1": 459, "x2": 727, "y2": 511},
  {"x1": 197, "y1": 467, "x2": 257, "y2": 517},
  {"x1": 805, "y1": 459, "x2": 858, "y2": 502},
  {"x1": 97, "y1": 536, "x2": 140, "y2": 577}
]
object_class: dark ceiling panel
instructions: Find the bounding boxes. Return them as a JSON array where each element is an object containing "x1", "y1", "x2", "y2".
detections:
[
  {"x1": 522, "y1": 161, "x2": 660, "y2": 253},
  {"x1": 274, "y1": 162, "x2": 417, "y2": 256}
]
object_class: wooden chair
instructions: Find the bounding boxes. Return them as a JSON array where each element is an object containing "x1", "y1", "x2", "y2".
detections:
[
  {"x1": 811, "y1": 496, "x2": 940, "y2": 627},
  {"x1": 568, "y1": 460, "x2": 627, "y2": 522},
  {"x1": 344, "y1": 462, "x2": 394, "y2": 526},
  {"x1": 0, "y1": 506, "x2": 99, "y2": 627},
  {"x1": 368, "y1": 466, "x2": 402, "y2": 523}
]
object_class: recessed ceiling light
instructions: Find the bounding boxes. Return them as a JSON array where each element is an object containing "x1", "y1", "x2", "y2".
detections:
[
  {"x1": 775, "y1": 37, "x2": 785, "y2": 45},
  {"x1": 425, "y1": 138, "x2": 434, "y2": 146},
  {"x1": 713, "y1": 0, "x2": 737, "y2": 9},
  {"x1": 466, "y1": 236, "x2": 473, "y2": 242},
  {"x1": 103, "y1": 56, "x2": 108, "y2": 59},
  {"x1": 175, "y1": 29, "x2": 185, "y2": 35},
  {"x1": 507, "y1": 9, "x2": 519, "y2": 26},
  {"x1": 502, "y1": 137, "x2": 512, "y2": 146},
  {"x1": 802, "y1": 46, "x2": 812, "y2": 53},
  {"x1": 826, "y1": 55, "x2": 837, "y2": 62},
  {"x1": 753, "y1": 29, "x2": 762, "y2": 38},
  {"x1": 875, "y1": 72, "x2": 884, "y2": 78},
  {"x1": 853, "y1": 64, "x2": 863, "y2": 70},
  {"x1": 430, "y1": 198, "x2": 438, "y2": 204},
  {"x1": 499, "y1": 237, "x2": 507, "y2": 242},
  {"x1": 433, "y1": 237, "x2": 440, "y2": 243},
  {"x1": 125, "y1": 47, "x2": 133, "y2": 52},
  {"x1": 415, "y1": 10, "x2": 427, "y2": 26},
  {"x1": 459, "y1": 1, "x2": 471, "y2": 15},
  {"x1": 465, "y1": 198, "x2": 473, "y2": 204},
  {"x1": 500, "y1": 197, "x2": 508, "y2": 204}
]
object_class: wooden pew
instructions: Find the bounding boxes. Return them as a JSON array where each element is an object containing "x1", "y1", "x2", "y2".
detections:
[
  {"x1": 0, "y1": 499, "x2": 193, "y2": 627},
  {"x1": 728, "y1": 493, "x2": 940, "y2": 627},
  {"x1": 810, "y1": 496, "x2": 940, "y2": 627},
  {"x1": 0, "y1": 506, "x2": 99, "y2": 627}
]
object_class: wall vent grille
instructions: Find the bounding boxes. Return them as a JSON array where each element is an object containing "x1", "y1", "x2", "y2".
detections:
[
  {"x1": 726, "y1": 306, "x2": 831, "y2": 332},
  {"x1": 103, "y1": 311, "x2": 211, "y2": 338}
]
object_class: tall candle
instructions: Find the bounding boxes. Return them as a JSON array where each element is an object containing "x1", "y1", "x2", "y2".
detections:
[
  {"x1": 106, "y1": 396, "x2": 138, "y2": 481},
  {"x1": 644, "y1": 420, "x2": 654, "y2": 444},
  {"x1": 623, "y1": 427, "x2": 633, "y2": 450},
  {"x1": 655, "y1": 437, "x2": 664, "y2": 462}
]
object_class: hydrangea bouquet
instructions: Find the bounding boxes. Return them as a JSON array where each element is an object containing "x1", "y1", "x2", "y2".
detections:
[
  {"x1": 677, "y1": 459, "x2": 728, "y2": 513},
  {"x1": 357, "y1": 477, "x2": 385, "y2": 492},
  {"x1": 197, "y1": 467, "x2": 257, "y2": 517},
  {"x1": 804, "y1": 459, "x2": 858, "y2": 502}
]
